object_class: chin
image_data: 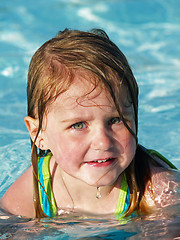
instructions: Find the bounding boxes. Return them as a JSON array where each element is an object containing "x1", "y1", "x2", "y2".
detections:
[{"x1": 84, "y1": 173, "x2": 121, "y2": 187}]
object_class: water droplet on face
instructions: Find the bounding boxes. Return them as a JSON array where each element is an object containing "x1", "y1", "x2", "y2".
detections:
[{"x1": 96, "y1": 187, "x2": 101, "y2": 199}]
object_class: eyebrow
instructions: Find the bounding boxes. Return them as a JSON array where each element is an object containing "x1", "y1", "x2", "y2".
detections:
[
  {"x1": 60, "y1": 117, "x2": 85, "y2": 123},
  {"x1": 60, "y1": 109, "x2": 132, "y2": 124}
]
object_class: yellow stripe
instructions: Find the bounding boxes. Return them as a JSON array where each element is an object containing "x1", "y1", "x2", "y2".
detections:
[
  {"x1": 37, "y1": 152, "x2": 57, "y2": 217},
  {"x1": 42, "y1": 152, "x2": 57, "y2": 216},
  {"x1": 38, "y1": 164, "x2": 43, "y2": 210},
  {"x1": 115, "y1": 173, "x2": 128, "y2": 214}
]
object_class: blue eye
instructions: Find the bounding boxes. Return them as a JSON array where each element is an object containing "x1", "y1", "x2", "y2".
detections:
[
  {"x1": 109, "y1": 117, "x2": 121, "y2": 125},
  {"x1": 72, "y1": 122, "x2": 86, "y2": 130}
]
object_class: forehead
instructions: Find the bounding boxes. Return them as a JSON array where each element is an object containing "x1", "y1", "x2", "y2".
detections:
[
  {"x1": 47, "y1": 69, "x2": 131, "y2": 113},
  {"x1": 49, "y1": 83, "x2": 113, "y2": 113}
]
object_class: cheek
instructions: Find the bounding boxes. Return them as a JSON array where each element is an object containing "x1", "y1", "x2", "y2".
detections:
[
  {"x1": 115, "y1": 127, "x2": 136, "y2": 158},
  {"x1": 124, "y1": 129, "x2": 136, "y2": 153},
  {"x1": 125, "y1": 136, "x2": 136, "y2": 166},
  {"x1": 128, "y1": 135, "x2": 136, "y2": 156},
  {"x1": 115, "y1": 126, "x2": 133, "y2": 144},
  {"x1": 47, "y1": 133, "x2": 87, "y2": 168}
]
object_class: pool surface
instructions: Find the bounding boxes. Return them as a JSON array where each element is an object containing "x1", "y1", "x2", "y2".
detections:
[{"x1": 0, "y1": 0, "x2": 180, "y2": 239}]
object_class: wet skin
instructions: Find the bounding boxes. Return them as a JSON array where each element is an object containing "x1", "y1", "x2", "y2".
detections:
[{"x1": 40, "y1": 75, "x2": 136, "y2": 188}]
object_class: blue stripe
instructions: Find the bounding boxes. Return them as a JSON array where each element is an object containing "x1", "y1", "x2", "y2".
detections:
[
  {"x1": 38, "y1": 157, "x2": 51, "y2": 217},
  {"x1": 123, "y1": 187, "x2": 130, "y2": 213}
]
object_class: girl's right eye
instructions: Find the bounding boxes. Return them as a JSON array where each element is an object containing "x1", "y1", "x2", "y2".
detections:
[{"x1": 71, "y1": 122, "x2": 86, "y2": 130}]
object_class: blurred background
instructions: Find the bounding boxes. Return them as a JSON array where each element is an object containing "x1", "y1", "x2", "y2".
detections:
[{"x1": 0, "y1": 0, "x2": 180, "y2": 194}]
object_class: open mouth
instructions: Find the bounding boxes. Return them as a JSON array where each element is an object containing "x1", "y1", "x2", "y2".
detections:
[
  {"x1": 85, "y1": 158, "x2": 116, "y2": 167},
  {"x1": 93, "y1": 158, "x2": 114, "y2": 163}
]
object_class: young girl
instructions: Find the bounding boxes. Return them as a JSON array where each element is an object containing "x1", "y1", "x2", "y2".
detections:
[{"x1": 1, "y1": 29, "x2": 179, "y2": 219}]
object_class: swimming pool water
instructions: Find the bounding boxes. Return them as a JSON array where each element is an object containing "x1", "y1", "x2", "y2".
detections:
[
  {"x1": 0, "y1": 0, "x2": 180, "y2": 239},
  {"x1": 0, "y1": 205, "x2": 180, "y2": 239}
]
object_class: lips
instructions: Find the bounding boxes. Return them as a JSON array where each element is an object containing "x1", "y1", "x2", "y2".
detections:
[
  {"x1": 84, "y1": 158, "x2": 116, "y2": 167},
  {"x1": 93, "y1": 158, "x2": 113, "y2": 163}
]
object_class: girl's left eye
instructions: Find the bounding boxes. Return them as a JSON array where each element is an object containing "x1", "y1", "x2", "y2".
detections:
[
  {"x1": 108, "y1": 117, "x2": 121, "y2": 125},
  {"x1": 71, "y1": 122, "x2": 86, "y2": 130}
]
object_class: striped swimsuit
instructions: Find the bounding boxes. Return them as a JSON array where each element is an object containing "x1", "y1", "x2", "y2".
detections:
[
  {"x1": 38, "y1": 152, "x2": 130, "y2": 218},
  {"x1": 37, "y1": 148, "x2": 176, "y2": 218}
]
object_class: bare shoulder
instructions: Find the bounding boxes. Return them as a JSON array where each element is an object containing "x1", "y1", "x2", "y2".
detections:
[
  {"x1": 0, "y1": 166, "x2": 35, "y2": 218},
  {"x1": 149, "y1": 164, "x2": 180, "y2": 208}
]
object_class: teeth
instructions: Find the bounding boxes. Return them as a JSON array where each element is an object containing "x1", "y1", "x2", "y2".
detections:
[
  {"x1": 96, "y1": 158, "x2": 111, "y2": 163},
  {"x1": 97, "y1": 160, "x2": 106, "y2": 163}
]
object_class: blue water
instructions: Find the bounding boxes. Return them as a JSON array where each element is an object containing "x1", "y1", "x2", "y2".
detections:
[{"x1": 0, "y1": 0, "x2": 180, "y2": 239}]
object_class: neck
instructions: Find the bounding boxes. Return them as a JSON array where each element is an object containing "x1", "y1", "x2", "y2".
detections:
[{"x1": 57, "y1": 167, "x2": 123, "y2": 214}]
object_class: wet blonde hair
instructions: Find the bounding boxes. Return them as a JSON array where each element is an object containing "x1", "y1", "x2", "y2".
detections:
[{"x1": 27, "y1": 28, "x2": 151, "y2": 218}]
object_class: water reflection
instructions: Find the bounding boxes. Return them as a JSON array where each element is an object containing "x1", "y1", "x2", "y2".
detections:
[{"x1": 0, "y1": 204, "x2": 179, "y2": 239}]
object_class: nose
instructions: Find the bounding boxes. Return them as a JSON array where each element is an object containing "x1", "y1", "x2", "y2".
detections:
[{"x1": 90, "y1": 126, "x2": 113, "y2": 151}]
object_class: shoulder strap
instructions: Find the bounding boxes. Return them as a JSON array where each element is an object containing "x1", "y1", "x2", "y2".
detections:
[
  {"x1": 115, "y1": 173, "x2": 129, "y2": 215},
  {"x1": 38, "y1": 152, "x2": 57, "y2": 217},
  {"x1": 146, "y1": 148, "x2": 177, "y2": 170}
]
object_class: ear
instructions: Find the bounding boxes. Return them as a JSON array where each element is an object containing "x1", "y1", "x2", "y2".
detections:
[{"x1": 24, "y1": 116, "x2": 46, "y2": 150}]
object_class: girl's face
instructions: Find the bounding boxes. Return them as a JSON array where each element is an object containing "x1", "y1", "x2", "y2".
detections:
[{"x1": 42, "y1": 72, "x2": 136, "y2": 187}]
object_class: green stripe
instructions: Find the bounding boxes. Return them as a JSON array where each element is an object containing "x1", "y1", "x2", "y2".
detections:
[
  {"x1": 115, "y1": 173, "x2": 128, "y2": 214},
  {"x1": 38, "y1": 160, "x2": 43, "y2": 210},
  {"x1": 147, "y1": 149, "x2": 177, "y2": 170},
  {"x1": 38, "y1": 152, "x2": 57, "y2": 217},
  {"x1": 42, "y1": 153, "x2": 57, "y2": 216}
]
